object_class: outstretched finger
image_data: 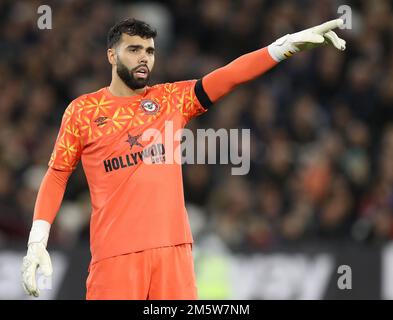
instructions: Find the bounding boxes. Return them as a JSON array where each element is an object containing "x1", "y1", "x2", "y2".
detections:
[{"x1": 314, "y1": 19, "x2": 344, "y2": 34}]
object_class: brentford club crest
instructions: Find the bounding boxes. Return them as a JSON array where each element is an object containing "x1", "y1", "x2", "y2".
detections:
[{"x1": 140, "y1": 99, "x2": 160, "y2": 115}]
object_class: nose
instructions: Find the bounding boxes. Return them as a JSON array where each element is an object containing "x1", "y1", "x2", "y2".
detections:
[{"x1": 139, "y1": 53, "x2": 148, "y2": 65}]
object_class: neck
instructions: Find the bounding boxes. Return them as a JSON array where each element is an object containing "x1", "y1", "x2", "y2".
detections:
[{"x1": 108, "y1": 73, "x2": 146, "y2": 97}]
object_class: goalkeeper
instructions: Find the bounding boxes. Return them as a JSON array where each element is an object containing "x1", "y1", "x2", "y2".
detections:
[{"x1": 21, "y1": 18, "x2": 345, "y2": 299}]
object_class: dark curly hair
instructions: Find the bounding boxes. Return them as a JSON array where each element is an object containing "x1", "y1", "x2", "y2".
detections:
[{"x1": 107, "y1": 18, "x2": 157, "y2": 49}]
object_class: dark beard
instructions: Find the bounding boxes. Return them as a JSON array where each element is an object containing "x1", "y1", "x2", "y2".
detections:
[{"x1": 116, "y1": 56, "x2": 150, "y2": 90}]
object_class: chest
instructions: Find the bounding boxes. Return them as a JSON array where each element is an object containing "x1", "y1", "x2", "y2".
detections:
[{"x1": 78, "y1": 99, "x2": 184, "y2": 159}]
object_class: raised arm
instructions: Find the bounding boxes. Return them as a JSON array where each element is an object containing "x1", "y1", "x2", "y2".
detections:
[{"x1": 199, "y1": 19, "x2": 346, "y2": 105}]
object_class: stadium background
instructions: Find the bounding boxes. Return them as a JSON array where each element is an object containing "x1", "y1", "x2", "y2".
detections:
[{"x1": 1, "y1": 0, "x2": 393, "y2": 299}]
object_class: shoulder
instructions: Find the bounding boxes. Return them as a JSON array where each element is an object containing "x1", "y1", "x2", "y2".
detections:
[
  {"x1": 65, "y1": 87, "x2": 107, "y2": 114},
  {"x1": 149, "y1": 80, "x2": 198, "y2": 93}
]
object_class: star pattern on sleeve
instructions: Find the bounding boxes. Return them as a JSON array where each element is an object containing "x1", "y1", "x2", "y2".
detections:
[
  {"x1": 48, "y1": 101, "x2": 82, "y2": 171},
  {"x1": 165, "y1": 81, "x2": 206, "y2": 122}
]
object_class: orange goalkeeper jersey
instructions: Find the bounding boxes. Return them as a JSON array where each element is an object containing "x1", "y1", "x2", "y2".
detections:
[{"x1": 49, "y1": 80, "x2": 207, "y2": 264}]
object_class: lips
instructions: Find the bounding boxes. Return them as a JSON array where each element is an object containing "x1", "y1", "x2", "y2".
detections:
[{"x1": 134, "y1": 66, "x2": 149, "y2": 78}]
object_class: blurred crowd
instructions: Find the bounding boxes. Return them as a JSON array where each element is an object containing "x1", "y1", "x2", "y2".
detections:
[{"x1": 0, "y1": 0, "x2": 393, "y2": 251}]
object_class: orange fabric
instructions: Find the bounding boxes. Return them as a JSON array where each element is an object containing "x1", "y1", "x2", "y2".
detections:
[
  {"x1": 202, "y1": 47, "x2": 278, "y2": 102},
  {"x1": 48, "y1": 81, "x2": 206, "y2": 264},
  {"x1": 33, "y1": 168, "x2": 71, "y2": 224},
  {"x1": 86, "y1": 244, "x2": 197, "y2": 300}
]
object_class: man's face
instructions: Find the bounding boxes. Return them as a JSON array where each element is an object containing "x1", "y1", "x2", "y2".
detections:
[{"x1": 109, "y1": 34, "x2": 155, "y2": 90}]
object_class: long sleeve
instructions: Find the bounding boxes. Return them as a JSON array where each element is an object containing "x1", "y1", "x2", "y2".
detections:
[
  {"x1": 33, "y1": 167, "x2": 72, "y2": 224},
  {"x1": 200, "y1": 47, "x2": 278, "y2": 103}
]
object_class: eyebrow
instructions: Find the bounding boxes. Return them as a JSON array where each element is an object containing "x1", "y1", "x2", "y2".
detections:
[{"x1": 126, "y1": 45, "x2": 155, "y2": 52}]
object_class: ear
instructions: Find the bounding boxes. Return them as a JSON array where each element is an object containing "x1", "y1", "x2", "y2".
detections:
[{"x1": 107, "y1": 48, "x2": 116, "y2": 65}]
